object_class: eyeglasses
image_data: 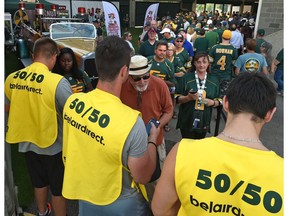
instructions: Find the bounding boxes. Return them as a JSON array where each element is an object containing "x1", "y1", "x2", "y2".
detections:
[
  {"x1": 175, "y1": 40, "x2": 183, "y2": 43},
  {"x1": 130, "y1": 74, "x2": 150, "y2": 82}
]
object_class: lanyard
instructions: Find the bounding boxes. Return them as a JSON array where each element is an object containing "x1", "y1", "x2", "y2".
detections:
[{"x1": 194, "y1": 71, "x2": 207, "y2": 101}]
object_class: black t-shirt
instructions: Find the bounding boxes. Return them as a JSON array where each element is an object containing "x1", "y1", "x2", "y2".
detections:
[{"x1": 96, "y1": 27, "x2": 103, "y2": 37}]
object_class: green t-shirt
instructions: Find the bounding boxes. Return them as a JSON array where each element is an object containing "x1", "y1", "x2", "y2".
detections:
[
  {"x1": 214, "y1": 28, "x2": 224, "y2": 43},
  {"x1": 255, "y1": 38, "x2": 266, "y2": 53},
  {"x1": 275, "y1": 48, "x2": 284, "y2": 71},
  {"x1": 205, "y1": 31, "x2": 219, "y2": 49},
  {"x1": 194, "y1": 37, "x2": 209, "y2": 54},
  {"x1": 138, "y1": 40, "x2": 156, "y2": 57},
  {"x1": 208, "y1": 43, "x2": 238, "y2": 81}
]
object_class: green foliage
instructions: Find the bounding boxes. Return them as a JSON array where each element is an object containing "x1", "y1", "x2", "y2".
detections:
[
  {"x1": 10, "y1": 145, "x2": 34, "y2": 207},
  {"x1": 128, "y1": 27, "x2": 142, "y2": 54}
]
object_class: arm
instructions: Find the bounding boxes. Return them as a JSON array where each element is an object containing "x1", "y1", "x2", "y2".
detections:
[
  {"x1": 234, "y1": 67, "x2": 240, "y2": 76},
  {"x1": 270, "y1": 59, "x2": 276, "y2": 74},
  {"x1": 274, "y1": 59, "x2": 280, "y2": 66},
  {"x1": 128, "y1": 119, "x2": 161, "y2": 184},
  {"x1": 5, "y1": 95, "x2": 10, "y2": 113},
  {"x1": 56, "y1": 78, "x2": 73, "y2": 114},
  {"x1": 261, "y1": 66, "x2": 269, "y2": 75},
  {"x1": 158, "y1": 112, "x2": 173, "y2": 129},
  {"x1": 85, "y1": 83, "x2": 94, "y2": 92},
  {"x1": 164, "y1": 80, "x2": 175, "y2": 87},
  {"x1": 176, "y1": 92, "x2": 198, "y2": 104},
  {"x1": 151, "y1": 143, "x2": 181, "y2": 216},
  {"x1": 82, "y1": 70, "x2": 94, "y2": 92}
]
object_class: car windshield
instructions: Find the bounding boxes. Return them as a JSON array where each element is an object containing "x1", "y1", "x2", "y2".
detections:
[{"x1": 50, "y1": 23, "x2": 96, "y2": 40}]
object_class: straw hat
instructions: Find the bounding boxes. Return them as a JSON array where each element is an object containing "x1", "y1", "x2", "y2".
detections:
[{"x1": 129, "y1": 55, "x2": 151, "y2": 75}]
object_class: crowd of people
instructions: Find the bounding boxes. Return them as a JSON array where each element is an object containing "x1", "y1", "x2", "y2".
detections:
[
  {"x1": 135, "y1": 11, "x2": 283, "y2": 96},
  {"x1": 4, "y1": 9, "x2": 284, "y2": 216}
]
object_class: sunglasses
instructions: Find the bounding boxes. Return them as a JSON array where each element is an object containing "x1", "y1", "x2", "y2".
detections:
[
  {"x1": 130, "y1": 74, "x2": 150, "y2": 82},
  {"x1": 176, "y1": 40, "x2": 183, "y2": 43},
  {"x1": 128, "y1": 35, "x2": 132, "y2": 37}
]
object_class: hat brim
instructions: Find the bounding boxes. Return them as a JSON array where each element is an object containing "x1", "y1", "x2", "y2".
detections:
[{"x1": 129, "y1": 63, "x2": 152, "y2": 76}]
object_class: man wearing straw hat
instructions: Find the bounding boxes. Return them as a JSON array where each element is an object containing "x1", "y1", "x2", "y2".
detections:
[{"x1": 121, "y1": 54, "x2": 173, "y2": 214}]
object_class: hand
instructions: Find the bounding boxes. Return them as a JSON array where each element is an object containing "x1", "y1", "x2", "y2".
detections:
[
  {"x1": 202, "y1": 99, "x2": 214, "y2": 106},
  {"x1": 187, "y1": 92, "x2": 198, "y2": 101},
  {"x1": 175, "y1": 71, "x2": 185, "y2": 77},
  {"x1": 149, "y1": 122, "x2": 161, "y2": 144}
]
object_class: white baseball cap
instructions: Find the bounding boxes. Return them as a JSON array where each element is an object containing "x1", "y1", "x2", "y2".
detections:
[{"x1": 160, "y1": 28, "x2": 171, "y2": 34}]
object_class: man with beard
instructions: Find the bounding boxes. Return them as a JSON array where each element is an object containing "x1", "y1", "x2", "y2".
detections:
[
  {"x1": 121, "y1": 54, "x2": 173, "y2": 166},
  {"x1": 120, "y1": 55, "x2": 173, "y2": 213}
]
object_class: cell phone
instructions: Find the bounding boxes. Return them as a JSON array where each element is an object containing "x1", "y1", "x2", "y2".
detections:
[
  {"x1": 189, "y1": 89, "x2": 197, "y2": 94},
  {"x1": 146, "y1": 118, "x2": 160, "y2": 135}
]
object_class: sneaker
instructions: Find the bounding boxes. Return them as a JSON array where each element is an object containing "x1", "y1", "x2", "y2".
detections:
[
  {"x1": 277, "y1": 90, "x2": 284, "y2": 96},
  {"x1": 37, "y1": 203, "x2": 51, "y2": 216}
]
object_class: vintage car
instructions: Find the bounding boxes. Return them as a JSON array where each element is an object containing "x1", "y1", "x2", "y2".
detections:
[
  {"x1": 50, "y1": 22, "x2": 98, "y2": 86},
  {"x1": 16, "y1": 21, "x2": 98, "y2": 87}
]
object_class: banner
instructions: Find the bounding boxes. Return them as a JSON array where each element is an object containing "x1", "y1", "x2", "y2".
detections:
[
  {"x1": 143, "y1": 3, "x2": 159, "y2": 26},
  {"x1": 102, "y1": 1, "x2": 121, "y2": 37}
]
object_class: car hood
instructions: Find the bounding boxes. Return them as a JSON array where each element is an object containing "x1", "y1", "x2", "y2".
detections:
[{"x1": 55, "y1": 38, "x2": 96, "y2": 55}]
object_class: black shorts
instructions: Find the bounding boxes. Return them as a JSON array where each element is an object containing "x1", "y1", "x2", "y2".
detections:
[{"x1": 24, "y1": 151, "x2": 64, "y2": 196}]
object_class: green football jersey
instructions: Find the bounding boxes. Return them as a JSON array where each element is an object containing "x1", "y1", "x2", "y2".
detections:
[
  {"x1": 209, "y1": 44, "x2": 238, "y2": 81},
  {"x1": 147, "y1": 56, "x2": 177, "y2": 85}
]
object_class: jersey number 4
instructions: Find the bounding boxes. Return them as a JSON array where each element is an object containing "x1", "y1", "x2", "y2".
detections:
[{"x1": 217, "y1": 55, "x2": 226, "y2": 70}]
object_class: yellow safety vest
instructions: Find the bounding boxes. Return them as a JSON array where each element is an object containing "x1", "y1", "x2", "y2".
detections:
[
  {"x1": 62, "y1": 88, "x2": 141, "y2": 205},
  {"x1": 5, "y1": 62, "x2": 62, "y2": 148},
  {"x1": 175, "y1": 137, "x2": 283, "y2": 215}
]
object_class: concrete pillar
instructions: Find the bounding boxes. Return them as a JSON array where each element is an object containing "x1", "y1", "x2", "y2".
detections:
[
  {"x1": 129, "y1": 0, "x2": 136, "y2": 27},
  {"x1": 192, "y1": 0, "x2": 197, "y2": 12}
]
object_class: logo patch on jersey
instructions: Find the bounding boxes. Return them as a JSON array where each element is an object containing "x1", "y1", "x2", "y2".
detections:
[{"x1": 244, "y1": 58, "x2": 260, "y2": 72}]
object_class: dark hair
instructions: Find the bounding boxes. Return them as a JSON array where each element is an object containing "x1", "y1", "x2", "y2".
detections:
[
  {"x1": 194, "y1": 51, "x2": 209, "y2": 62},
  {"x1": 53, "y1": 47, "x2": 82, "y2": 81},
  {"x1": 246, "y1": 38, "x2": 256, "y2": 51},
  {"x1": 95, "y1": 36, "x2": 131, "y2": 81},
  {"x1": 155, "y1": 40, "x2": 168, "y2": 50},
  {"x1": 33, "y1": 37, "x2": 58, "y2": 59},
  {"x1": 193, "y1": 52, "x2": 210, "y2": 73},
  {"x1": 199, "y1": 28, "x2": 205, "y2": 36},
  {"x1": 225, "y1": 72, "x2": 276, "y2": 121}
]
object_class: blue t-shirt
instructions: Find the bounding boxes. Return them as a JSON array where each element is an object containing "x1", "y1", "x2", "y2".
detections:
[{"x1": 234, "y1": 52, "x2": 268, "y2": 73}]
